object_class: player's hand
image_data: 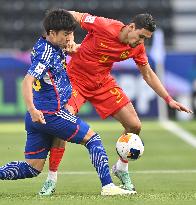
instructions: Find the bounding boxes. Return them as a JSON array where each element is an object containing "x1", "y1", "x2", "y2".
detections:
[
  {"x1": 64, "y1": 41, "x2": 80, "y2": 53},
  {"x1": 29, "y1": 108, "x2": 46, "y2": 124},
  {"x1": 168, "y1": 99, "x2": 193, "y2": 114}
]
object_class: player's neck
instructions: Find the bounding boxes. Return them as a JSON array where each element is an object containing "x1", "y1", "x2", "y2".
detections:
[
  {"x1": 46, "y1": 36, "x2": 54, "y2": 45},
  {"x1": 119, "y1": 26, "x2": 129, "y2": 44}
]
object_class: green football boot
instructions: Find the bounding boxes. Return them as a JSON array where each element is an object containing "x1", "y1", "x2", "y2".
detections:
[
  {"x1": 112, "y1": 165, "x2": 137, "y2": 193},
  {"x1": 39, "y1": 179, "x2": 56, "y2": 196}
]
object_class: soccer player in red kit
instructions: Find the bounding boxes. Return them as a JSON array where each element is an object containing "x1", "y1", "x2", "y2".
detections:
[{"x1": 39, "y1": 11, "x2": 193, "y2": 195}]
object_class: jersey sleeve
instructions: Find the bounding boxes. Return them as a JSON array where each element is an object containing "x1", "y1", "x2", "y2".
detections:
[
  {"x1": 133, "y1": 44, "x2": 148, "y2": 66},
  {"x1": 80, "y1": 13, "x2": 113, "y2": 32},
  {"x1": 27, "y1": 46, "x2": 53, "y2": 80}
]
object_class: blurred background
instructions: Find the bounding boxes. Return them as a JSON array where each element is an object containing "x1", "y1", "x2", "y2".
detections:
[
  {"x1": 0, "y1": 1, "x2": 196, "y2": 203},
  {"x1": 0, "y1": 0, "x2": 196, "y2": 121}
]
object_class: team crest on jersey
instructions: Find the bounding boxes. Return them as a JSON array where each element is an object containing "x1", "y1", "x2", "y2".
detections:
[
  {"x1": 120, "y1": 51, "x2": 130, "y2": 59},
  {"x1": 62, "y1": 59, "x2": 67, "y2": 70},
  {"x1": 34, "y1": 62, "x2": 46, "y2": 75},
  {"x1": 84, "y1": 15, "x2": 96, "y2": 23},
  {"x1": 31, "y1": 48, "x2": 36, "y2": 57}
]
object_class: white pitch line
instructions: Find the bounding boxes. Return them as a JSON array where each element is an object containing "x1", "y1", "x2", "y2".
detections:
[
  {"x1": 41, "y1": 170, "x2": 196, "y2": 175},
  {"x1": 160, "y1": 120, "x2": 196, "y2": 148}
]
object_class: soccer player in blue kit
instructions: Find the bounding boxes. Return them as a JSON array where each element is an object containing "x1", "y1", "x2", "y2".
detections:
[{"x1": 0, "y1": 9, "x2": 135, "y2": 196}]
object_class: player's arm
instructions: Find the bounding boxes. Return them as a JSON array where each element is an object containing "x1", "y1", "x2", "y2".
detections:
[
  {"x1": 22, "y1": 74, "x2": 46, "y2": 124},
  {"x1": 69, "y1": 11, "x2": 85, "y2": 24},
  {"x1": 69, "y1": 11, "x2": 106, "y2": 32},
  {"x1": 137, "y1": 63, "x2": 193, "y2": 113},
  {"x1": 64, "y1": 32, "x2": 81, "y2": 54}
]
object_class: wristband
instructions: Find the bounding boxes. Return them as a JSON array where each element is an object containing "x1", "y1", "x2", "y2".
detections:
[{"x1": 164, "y1": 95, "x2": 173, "y2": 104}]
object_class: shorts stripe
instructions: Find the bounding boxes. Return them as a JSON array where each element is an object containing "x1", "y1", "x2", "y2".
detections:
[
  {"x1": 55, "y1": 110, "x2": 77, "y2": 123},
  {"x1": 67, "y1": 125, "x2": 80, "y2": 142},
  {"x1": 24, "y1": 148, "x2": 46, "y2": 155}
]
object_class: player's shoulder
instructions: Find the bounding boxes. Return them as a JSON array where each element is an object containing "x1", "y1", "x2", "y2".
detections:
[
  {"x1": 33, "y1": 37, "x2": 54, "y2": 54},
  {"x1": 133, "y1": 43, "x2": 146, "y2": 53},
  {"x1": 84, "y1": 13, "x2": 124, "y2": 28},
  {"x1": 98, "y1": 15, "x2": 124, "y2": 28},
  {"x1": 31, "y1": 37, "x2": 54, "y2": 61},
  {"x1": 97, "y1": 16, "x2": 124, "y2": 37},
  {"x1": 108, "y1": 19, "x2": 124, "y2": 31},
  {"x1": 103, "y1": 19, "x2": 124, "y2": 38}
]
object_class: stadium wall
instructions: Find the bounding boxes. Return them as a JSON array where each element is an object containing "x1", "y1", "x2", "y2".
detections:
[{"x1": 0, "y1": 51, "x2": 195, "y2": 120}]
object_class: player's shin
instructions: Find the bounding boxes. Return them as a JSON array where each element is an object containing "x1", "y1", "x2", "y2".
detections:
[
  {"x1": 0, "y1": 161, "x2": 40, "y2": 180},
  {"x1": 48, "y1": 147, "x2": 65, "y2": 182},
  {"x1": 116, "y1": 158, "x2": 129, "y2": 172},
  {"x1": 85, "y1": 133, "x2": 113, "y2": 187}
]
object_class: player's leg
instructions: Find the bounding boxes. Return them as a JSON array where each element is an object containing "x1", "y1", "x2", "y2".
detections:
[
  {"x1": 39, "y1": 138, "x2": 65, "y2": 196},
  {"x1": 45, "y1": 108, "x2": 134, "y2": 195},
  {"x1": 81, "y1": 129, "x2": 136, "y2": 195},
  {"x1": 0, "y1": 160, "x2": 41, "y2": 180},
  {"x1": 91, "y1": 83, "x2": 141, "y2": 192},
  {"x1": 46, "y1": 94, "x2": 80, "y2": 184},
  {"x1": 111, "y1": 102, "x2": 141, "y2": 191},
  {"x1": 112, "y1": 102, "x2": 141, "y2": 134},
  {"x1": 39, "y1": 90, "x2": 86, "y2": 195},
  {"x1": 0, "y1": 113, "x2": 51, "y2": 180}
]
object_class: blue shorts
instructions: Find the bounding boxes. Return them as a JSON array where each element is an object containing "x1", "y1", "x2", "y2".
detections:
[{"x1": 25, "y1": 108, "x2": 89, "y2": 159}]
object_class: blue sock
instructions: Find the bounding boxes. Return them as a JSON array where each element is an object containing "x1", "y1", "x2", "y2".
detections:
[
  {"x1": 85, "y1": 133, "x2": 113, "y2": 187},
  {"x1": 0, "y1": 161, "x2": 40, "y2": 180}
]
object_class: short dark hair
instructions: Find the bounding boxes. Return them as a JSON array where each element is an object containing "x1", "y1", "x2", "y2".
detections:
[
  {"x1": 43, "y1": 8, "x2": 77, "y2": 35},
  {"x1": 131, "y1": 13, "x2": 156, "y2": 32}
]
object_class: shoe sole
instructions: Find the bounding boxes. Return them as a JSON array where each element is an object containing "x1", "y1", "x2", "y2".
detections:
[
  {"x1": 101, "y1": 191, "x2": 136, "y2": 196},
  {"x1": 111, "y1": 166, "x2": 137, "y2": 194},
  {"x1": 39, "y1": 188, "x2": 56, "y2": 196}
]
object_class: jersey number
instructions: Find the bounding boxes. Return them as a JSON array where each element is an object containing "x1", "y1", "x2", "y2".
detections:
[
  {"x1": 99, "y1": 55, "x2": 109, "y2": 63},
  {"x1": 110, "y1": 88, "x2": 124, "y2": 103},
  {"x1": 33, "y1": 80, "x2": 41, "y2": 91}
]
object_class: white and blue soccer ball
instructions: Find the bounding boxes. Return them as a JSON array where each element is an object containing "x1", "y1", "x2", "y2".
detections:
[{"x1": 116, "y1": 133, "x2": 144, "y2": 161}]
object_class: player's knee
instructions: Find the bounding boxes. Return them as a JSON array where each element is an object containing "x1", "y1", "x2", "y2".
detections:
[
  {"x1": 52, "y1": 137, "x2": 66, "y2": 148},
  {"x1": 65, "y1": 104, "x2": 77, "y2": 115},
  {"x1": 25, "y1": 159, "x2": 45, "y2": 173},
  {"x1": 125, "y1": 121, "x2": 142, "y2": 135}
]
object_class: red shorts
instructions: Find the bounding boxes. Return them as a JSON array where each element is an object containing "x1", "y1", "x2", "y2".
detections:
[{"x1": 67, "y1": 76, "x2": 130, "y2": 119}]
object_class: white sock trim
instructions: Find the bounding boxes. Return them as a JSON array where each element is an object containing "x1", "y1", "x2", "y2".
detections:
[
  {"x1": 47, "y1": 170, "x2": 57, "y2": 182},
  {"x1": 116, "y1": 158, "x2": 129, "y2": 172},
  {"x1": 102, "y1": 183, "x2": 115, "y2": 188}
]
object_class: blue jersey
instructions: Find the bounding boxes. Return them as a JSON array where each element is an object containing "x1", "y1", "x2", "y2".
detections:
[{"x1": 27, "y1": 37, "x2": 72, "y2": 113}]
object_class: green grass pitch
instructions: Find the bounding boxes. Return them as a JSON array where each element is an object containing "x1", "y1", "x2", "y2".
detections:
[{"x1": 0, "y1": 120, "x2": 196, "y2": 205}]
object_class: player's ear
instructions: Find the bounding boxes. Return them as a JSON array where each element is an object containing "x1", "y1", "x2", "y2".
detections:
[
  {"x1": 128, "y1": 23, "x2": 135, "y2": 31},
  {"x1": 49, "y1": 30, "x2": 56, "y2": 37}
]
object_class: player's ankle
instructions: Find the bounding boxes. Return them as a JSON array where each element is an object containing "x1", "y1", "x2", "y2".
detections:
[
  {"x1": 102, "y1": 183, "x2": 115, "y2": 188},
  {"x1": 47, "y1": 170, "x2": 57, "y2": 182}
]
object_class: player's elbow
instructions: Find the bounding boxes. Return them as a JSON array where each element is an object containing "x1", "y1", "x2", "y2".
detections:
[{"x1": 142, "y1": 73, "x2": 152, "y2": 83}]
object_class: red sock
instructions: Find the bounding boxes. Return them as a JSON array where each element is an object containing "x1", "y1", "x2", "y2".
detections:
[
  {"x1": 49, "y1": 147, "x2": 65, "y2": 172},
  {"x1": 120, "y1": 157, "x2": 128, "y2": 163}
]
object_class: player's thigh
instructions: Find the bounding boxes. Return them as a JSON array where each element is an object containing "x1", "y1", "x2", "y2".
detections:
[
  {"x1": 26, "y1": 158, "x2": 46, "y2": 172},
  {"x1": 51, "y1": 137, "x2": 66, "y2": 148},
  {"x1": 45, "y1": 108, "x2": 90, "y2": 144},
  {"x1": 112, "y1": 102, "x2": 141, "y2": 134},
  {"x1": 25, "y1": 130, "x2": 53, "y2": 171},
  {"x1": 67, "y1": 87, "x2": 86, "y2": 114},
  {"x1": 91, "y1": 85, "x2": 130, "y2": 119},
  {"x1": 25, "y1": 131, "x2": 53, "y2": 159}
]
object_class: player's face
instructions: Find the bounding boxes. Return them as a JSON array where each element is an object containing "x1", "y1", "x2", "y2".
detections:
[
  {"x1": 126, "y1": 25, "x2": 152, "y2": 48},
  {"x1": 52, "y1": 31, "x2": 74, "y2": 49}
]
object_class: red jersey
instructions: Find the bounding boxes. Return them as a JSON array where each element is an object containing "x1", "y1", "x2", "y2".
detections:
[{"x1": 67, "y1": 13, "x2": 148, "y2": 88}]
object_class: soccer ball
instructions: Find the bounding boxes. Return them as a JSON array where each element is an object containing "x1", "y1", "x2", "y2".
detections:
[{"x1": 116, "y1": 133, "x2": 144, "y2": 161}]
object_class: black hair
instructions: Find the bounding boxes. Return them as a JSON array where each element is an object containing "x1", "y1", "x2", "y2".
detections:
[
  {"x1": 131, "y1": 13, "x2": 156, "y2": 32},
  {"x1": 43, "y1": 8, "x2": 77, "y2": 35}
]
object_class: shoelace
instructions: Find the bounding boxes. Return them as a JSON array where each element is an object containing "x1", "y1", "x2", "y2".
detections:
[
  {"x1": 44, "y1": 181, "x2": 53, "y2": 189},
  {"x1": 121, "y1": 172, "x2": 131, "y2": 185}
]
